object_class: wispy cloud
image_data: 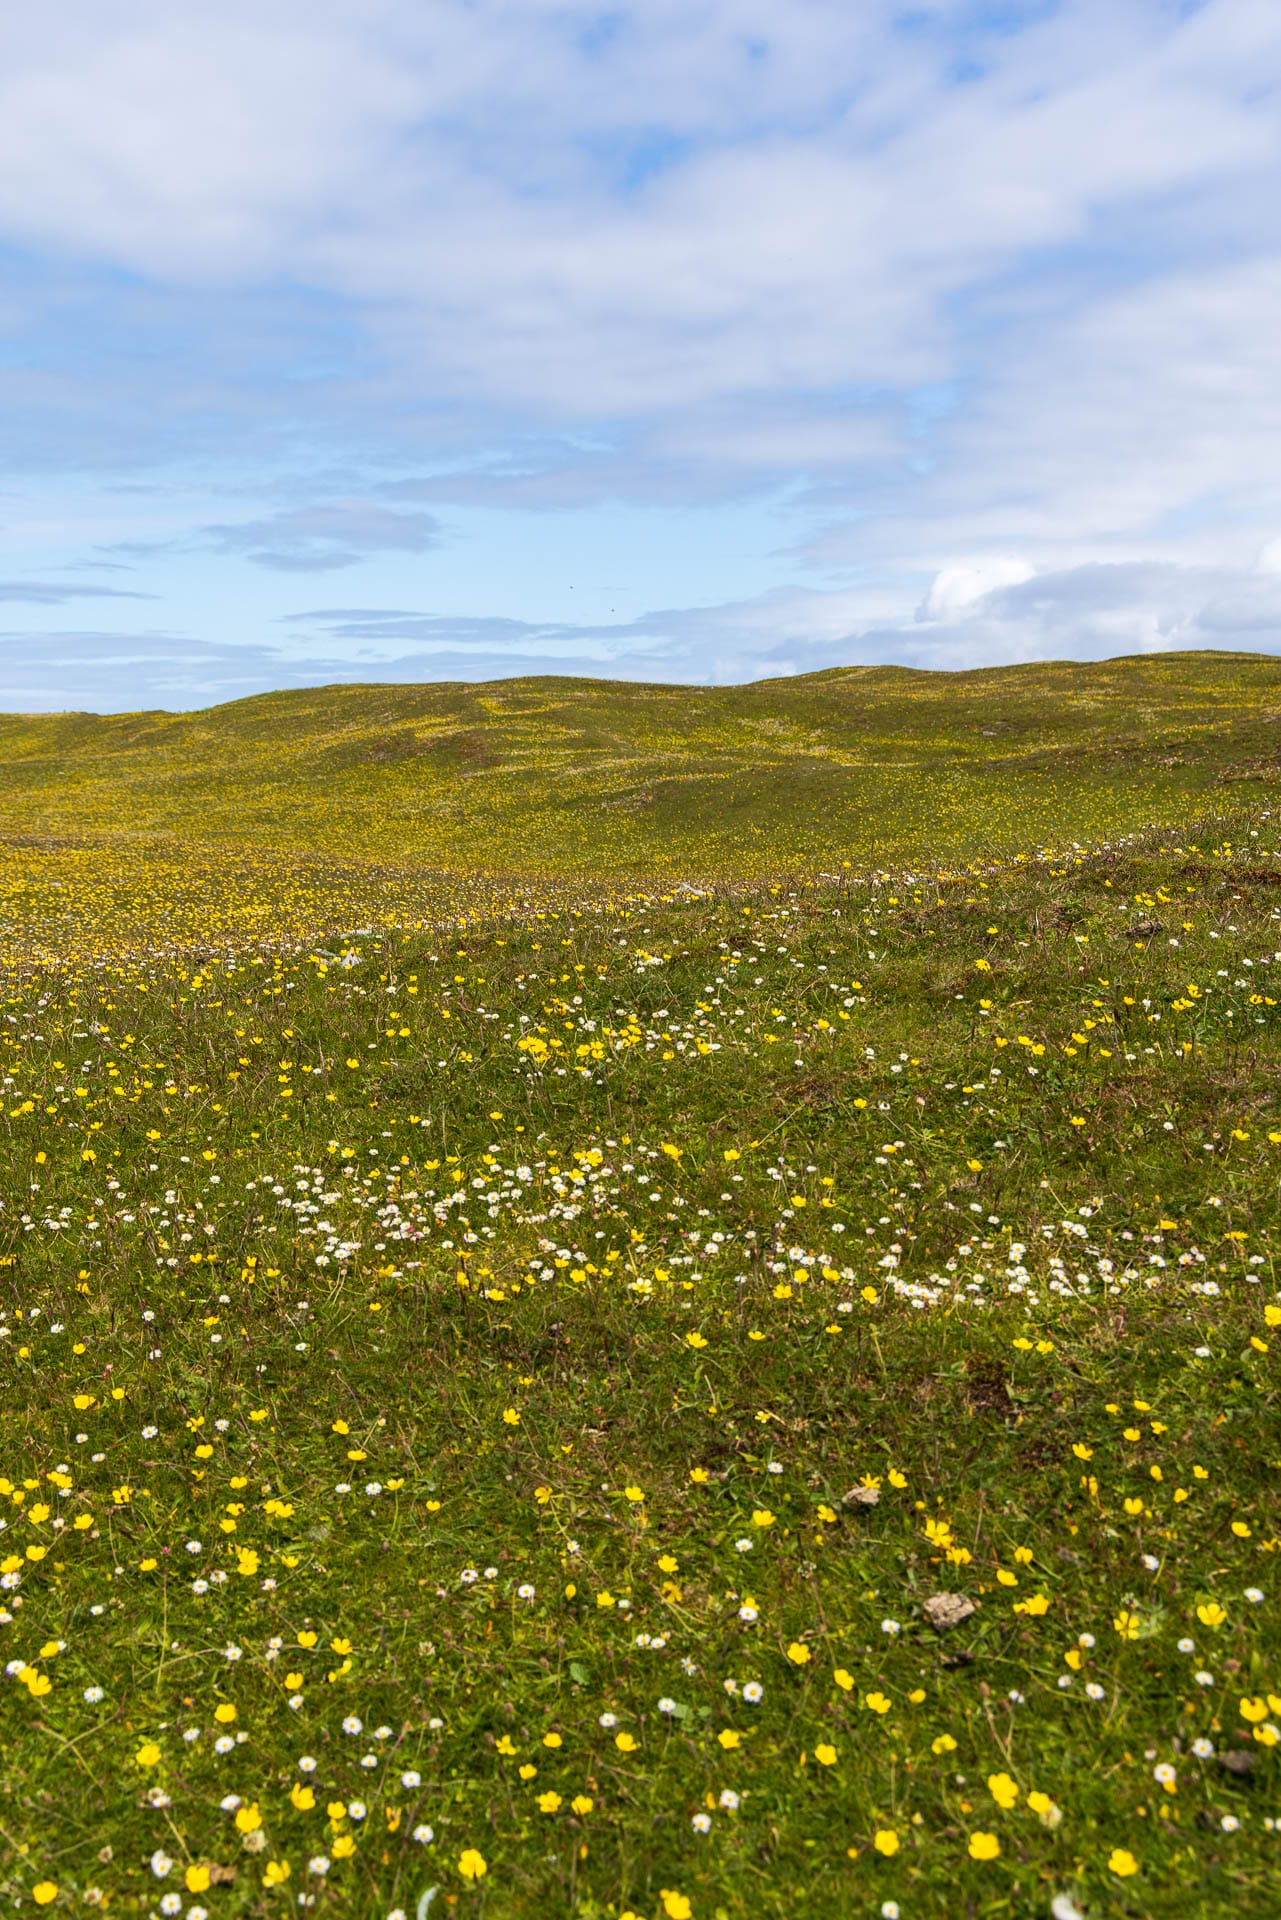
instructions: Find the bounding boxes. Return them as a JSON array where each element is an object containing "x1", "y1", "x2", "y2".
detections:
[
  {"x1": 202, "y1": 503, "x2": 441, "y2": 572},
  {"x1": 0, "y1": 579, "x2": 156, "y2": 604}
]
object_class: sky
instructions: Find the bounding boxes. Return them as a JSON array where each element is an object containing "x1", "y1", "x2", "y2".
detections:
[{"x1": 2, "y1": 0, "x2": 1281, "y2": 712}]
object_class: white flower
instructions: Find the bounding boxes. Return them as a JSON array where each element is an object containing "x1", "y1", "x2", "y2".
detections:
[
  {"x1": 738, "y1": 1604, "x2": 758, "y2": 1623},
  {"x1": 223, "y1": 1644, "x2": 242, "y2": 1662},
  {"x1": 484, "y1": 1566, "x2": 498, "y2": 1579},
  {"x1": 598, "y1": 1713, "x2": 618, "y2": 1729},
  {"x1": 342, "y1": 1715, "x2": 363, "y2": 1734},
  {"x1": 401, "y1": 1769, "x2": 422, "y2": 1788},
  {"x1": 719, "y1": 1788, "x2": 740, "y2": 1810},
  {"x1": 299, "y1": 1754, "x2": 318, "y2": 1772},
  {"x1": 881, "y1": 1904, "x2": 901, "y2": 1920},
  {"x1": 1195, "y1": 1670, "x2": 1215, "y2": 1687},
  {"x1": 881, "y1": 1618, "x2": 901, "y2": 1636},
  {"x1": 214, "y1": 1735, "x2": 235, "y2": 1754},
  {"x1": 692, "y1": 1812, "x2": 712, "y2": 1834},
  {"x1": 334, "y1": 1481, "x2": 351, "y2": 1495},
  {"x1": 288, "y1": 1693, "x2": 304, "y2": 1710},
  {"x1": 308, "y1": 1856, "x2": 330, "y2": 1876},
  {"x1": 517, "y1": 1583, "x2": 536, "y2": 1599},
  {"x1": 412, "y1": 1824, "x2": 435, "y2": 1845},
  {"x1": 1078, "y1": 1632, "x2": 1095, "y2": 1649},
  {"x1": 1221, "y1": 1814, "x2": 1240, "y2": 1833},
  {"x1": 735, "y1": 1538, "x2": 754, "y2": 1553},
  {"x1": 1153, "y1": 1763, "x2": 1176, "y2": 1787},
  {"x1": 1244, "y1": 1587, "x2": 1264, "y2": 1604},
  {"x1": 364, "y1": 1481, "x2": 382, "y2": 1497},
  {"x1": 84, "y1": 1684, "x2": 105, "y2": 1703},
  {"x1": 387, "y1": 1910, "x2": 407, "y2": 1920},
  {"x1": 1192, "y1": 1738, "x2": 1214, "y2": 1758},
  {"x1": 220, "y1": 1795, "x2": 242, "y2": 1813},
  {"x1": 159, "y1": 1895, "x2": 182, "y2": 1916},
  {"x1": 658, "y1": 1697, "x2": 677, "y2": 1715},
  {"x1": 743, "y1": 1681, "x2": 764, "y2": 1704},
  {"x1": 348, "y1": 1800, "x2": 367, "y2": 1820},
  {"x1": 360, "y1": 1753, "x2": 378, "y2": 1769},
  {"x1": 460, "y1": 1567, "x2": 479, "y2": 1584},
  {"x1": 185, "y1": 1540, "x2": 202, "y2": 1554},
  {"x1": 767, "y1": 1461, "x2": 783, "y2": 1475},
  {"x1": 183, "y1": 1726, "x2": 200, "y2": 1743},
  {"x1": 1141, "y1": 1554, "x2": 1159, "y2": 1572},
  {"x1": 141, "y1": 1426, "x2": 158, "y2": 1439},
  {"x1": 374, "y1": 1725, "x2": 393, "y2": 1740},
  {"x1": 1177, "y1": 1637, "x2": 1196, "y2": 1653},
  {"x1": 1085, "y1": 1683, "x2": 1105, "y2": 1701},
  {"x1": 150, "y1": 1850, "x2": 173, "y2": 1879}
]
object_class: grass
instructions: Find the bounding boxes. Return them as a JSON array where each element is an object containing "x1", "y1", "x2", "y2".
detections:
[{"x1": 0, "y1": 653, "x2": 1279, "y2": 1919}]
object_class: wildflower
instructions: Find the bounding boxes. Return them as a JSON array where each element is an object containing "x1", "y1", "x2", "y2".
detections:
[
  {"x1": 968, "y1": 1832, "x2": 1000, "y2": 1860},
  {"x1": 692, "y1": 1812, "x2": 712, "y2": 1833},
  {"x1": 1108, "y1": 1848, "x2": 1139, "y2": 1877},
  {"x1": 873, "y1": 1829, "x2": 899, "y2": 1856}
]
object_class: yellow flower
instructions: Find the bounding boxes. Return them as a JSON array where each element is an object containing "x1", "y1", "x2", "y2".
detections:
[
  {"x1": 1114, "y1": 1610, "x2": 1141, "y2": 1640},
  {"x1": 571, "y1": 1794, "x2": 593, "y2": 1815},
  {"x1": 661, "y1": 1894, "x2": 692, "y2": 1920},
  {"x1": 717, "y1": 1729, "x2": 740, "y2": 1750},
  {"x1": 185, "y1": 1866, "x2": 211, "y2": 1894},
  {"x1": 987, "y1": 1772, "x2": 1019, "y2": 1811},
  {"x1": 689, "y1": 1468, "x2": 710, "y2": 1484},
  {"x1": 135, "y1": 1742, "x2": 161, "y2": 1767},
  {"x1": 1108, "y1": 1848, "x2": 1139, "y2": 1877},
  {"x1": 685, "y1": 1332, "x2": 708, "y2": 1349},
  {"x1": 624, "y1": 1484, "x2": 645, "y2": 1502},
  {"x1": 968, "y1": 1832, "x2": 1000, "y2": 1861},
  {"x1": 786, "y1": 1642, "x2": 812, "y2": 1666},
  {"x1": 615, "y1": 1731, "x2": 638, "y2": 1752},
  {"x1": 833, "y1": 1668, "x2": 854, "y2": 1692},
  {"x1": 932, "y1": 1734, "x2": 957, "y2": 1755},
  {"x1": 458, "y1": 1849, "x2": 487, "y2": 1881},
  {"x1": 872, "y1": 1829, "x2": 899, "y2": 1856},
  {"x1": 1196, "y1": 1602, "x2": 1226, "y2": 1628},
  {"x1": 234, "y1": 1803, "x2": 261, "y2": 1834},
  {"x1": 331, "y1": 1835, "x2": 356, "y2": 1859},
  {"x1": 290, "y1": 1783, "x2": 316, "y2": 1811},
  {"x1": 1240, "y1": 1697, "x2": 1269, "y2": 1724},
  {"x1": 537, "y1": 1791, "x2": 562, "y2": 1813},
  {"x1": 214, "y1": 1703, "x2": 237, "y2": 1723},
  {"x1": 262, "y1": 1861, "x2": 291, "y2": 1888},
  {"x1": 31, "y1": 1886, "x2": 57, "y2": 1907},
  {"x1": 502, "y1": 1407, "x2": 521, "y2": 1426},
  {"x1": 865, "y1": 1692, "x2": 891, "y2": 1715},
  {"x1": 815, "y1": 1743, "x2": 837, "y2": 1766},
  {"x1": 752, "y1": 1509, "x2": 775, "y2": 1528}
]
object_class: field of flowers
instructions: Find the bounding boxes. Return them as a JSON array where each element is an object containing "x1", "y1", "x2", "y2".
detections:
[{"x1": 0, "y1": 658, "x2": 1279, "y2": 1919}]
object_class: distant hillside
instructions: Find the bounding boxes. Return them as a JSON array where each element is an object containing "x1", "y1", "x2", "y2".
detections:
[{"x1": 0, "y1": 651, "x2": 1278, "y2": 884}]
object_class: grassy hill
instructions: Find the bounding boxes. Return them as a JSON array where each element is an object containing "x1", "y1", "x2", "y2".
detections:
[
  {"x1": 0, "y1": 652, "x2": 1278, "y2": 1918},
  {"x1": 1, "y1": 651, "x2": 1279, "y2": 881}
]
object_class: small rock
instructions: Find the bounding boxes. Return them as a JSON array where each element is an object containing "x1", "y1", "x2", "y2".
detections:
[
  {"x1": 842, "y1": 1484, "x2": 880, "y2": 1508},
  {"x1": 1125, "y1": 918, "x2": 1164, "y2": 938},
  {"x1": 1216, "y1": 1748, "x2": 1257, "y2": 1777},
  {"x1": 924, "y1": 1591, "x2": 977, "y2": 1630}
]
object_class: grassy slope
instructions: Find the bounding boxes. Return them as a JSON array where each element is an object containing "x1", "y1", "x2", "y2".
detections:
[
  {"x1": 0, "y1": 655, "x2": 1278, "y2": 1919},
  {"x1": 0, "y1": 651, "x2": 1278, "y2": 879}
]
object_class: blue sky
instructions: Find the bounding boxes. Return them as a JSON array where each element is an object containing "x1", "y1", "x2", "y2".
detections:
[{"x1": 1, "y1": 0, "x2": 1280, "y2": 710}]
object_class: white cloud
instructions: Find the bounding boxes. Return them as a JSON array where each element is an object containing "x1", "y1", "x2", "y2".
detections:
[{"x1": 920, "y1": 558, "x2": 1035, "y2": 622}]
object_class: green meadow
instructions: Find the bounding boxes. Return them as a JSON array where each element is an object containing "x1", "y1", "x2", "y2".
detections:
[{"x1": 0, "y1": 651, "x2": 1278, "y2": 1919}]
